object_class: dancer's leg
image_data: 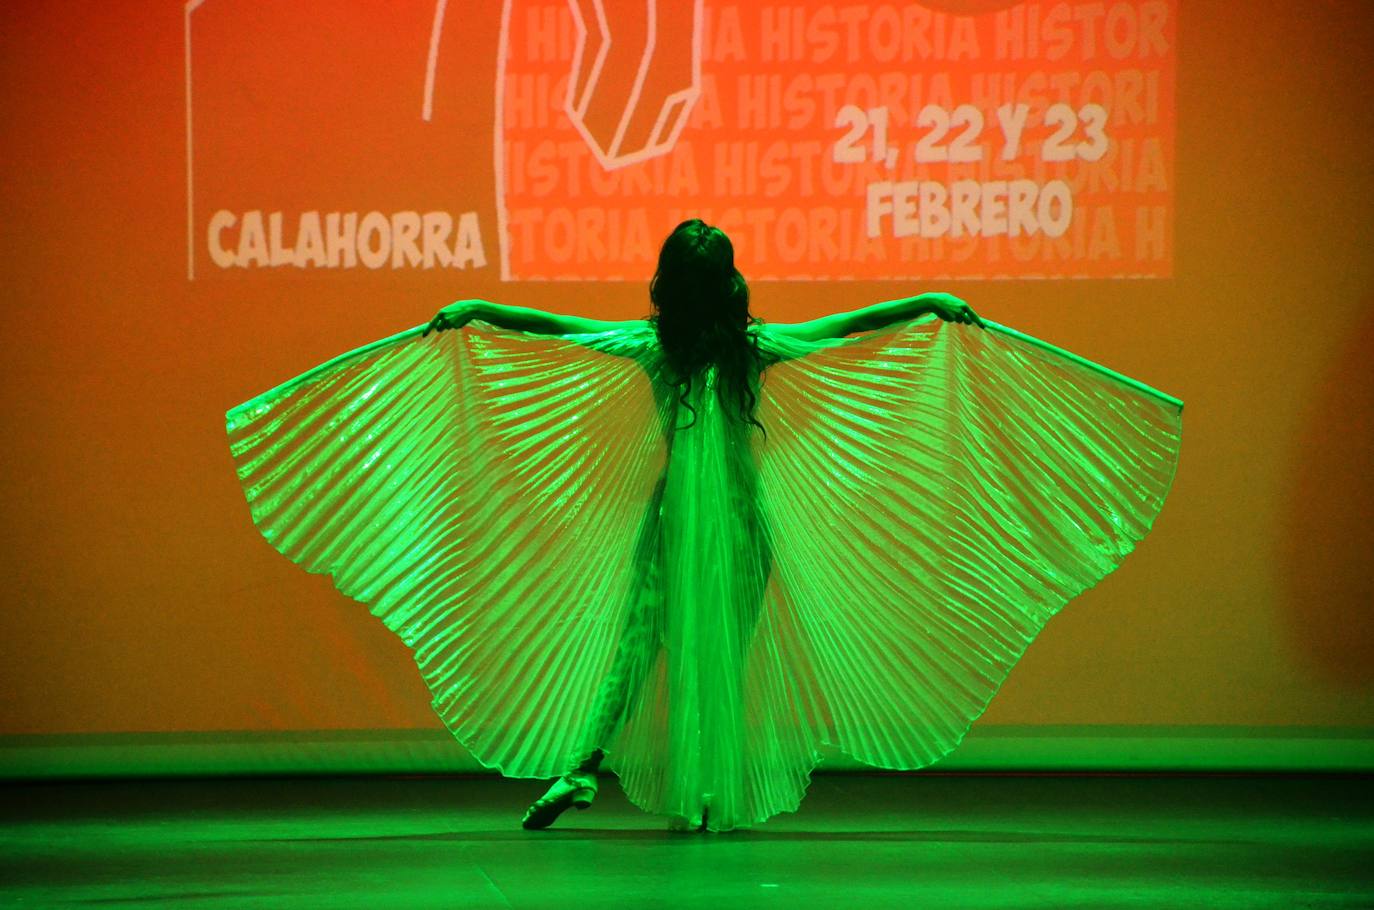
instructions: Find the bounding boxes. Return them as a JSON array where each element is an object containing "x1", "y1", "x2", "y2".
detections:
[
  {"x1": 566, "y1": 479, "x2": 666, "y2": 775},
  {"x1": 523, "y1": 493, "x2": 664, "y2": 829},
  {"x1": 569, "y1": 556, "x2": 662, "y2": 767}
]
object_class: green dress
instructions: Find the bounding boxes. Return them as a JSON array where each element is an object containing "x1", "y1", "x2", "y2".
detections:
[{"x1": 224, "y1": 313, "x2": 1183, "y2": 832}]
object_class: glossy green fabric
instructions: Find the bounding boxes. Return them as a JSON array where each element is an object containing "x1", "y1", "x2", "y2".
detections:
[{"x1": 225, "y1": 315, "x2": 1182, "y2": 831}]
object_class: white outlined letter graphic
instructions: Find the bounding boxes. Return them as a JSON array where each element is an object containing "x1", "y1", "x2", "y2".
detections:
[
  {"x1": 564, "y1": 0, "x2": 702, "y2": 169},
  {"x1": 187, "y1": 0, "x2": 702, "y2": 280}
]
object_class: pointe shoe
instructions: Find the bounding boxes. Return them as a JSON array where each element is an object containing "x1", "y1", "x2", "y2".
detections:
[{"x1": 521, "y1": 771, "x2": 598, "y2": 830}]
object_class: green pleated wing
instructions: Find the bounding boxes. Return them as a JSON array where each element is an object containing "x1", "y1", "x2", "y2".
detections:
[
  {"x1": 226, "y1": 321, "x2": 671, "y2": 779},
  {"x1": 225, "y1": 314, "x2": 1182, "y2": 830},
  {"x1": 747, "y1": 316, "x2": 1182, "y2": 779}
]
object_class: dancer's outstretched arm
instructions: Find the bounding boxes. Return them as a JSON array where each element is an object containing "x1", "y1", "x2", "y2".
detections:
[
  {"x1": 769, "y1": 292, "x2": 983, "y2": 341},
  {"x1": 422, "y1": 299, "x2": 648, "y2": 338}
]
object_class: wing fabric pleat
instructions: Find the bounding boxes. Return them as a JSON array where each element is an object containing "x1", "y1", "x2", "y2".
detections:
[
  {"x1": 226, "y1": 322, "x2": 667, "y2": 778},
  {"x1": 751, "y1": 317, "x2": 1182, "y2": 772}
]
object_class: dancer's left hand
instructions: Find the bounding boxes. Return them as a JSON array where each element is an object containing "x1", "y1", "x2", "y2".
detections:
[
  {"x1": 927, "y1": 294, "x2": 986, "y2": 329},
  {"x1": 423, "y1": 299, "x2": 485, "y2": 337}
]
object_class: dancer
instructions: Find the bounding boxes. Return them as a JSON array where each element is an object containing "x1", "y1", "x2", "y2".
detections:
[
  {"x1": 424, "y1": 221, "x2": 982, "y2": 831},
  {"x1": 225, "y1": 219, "x2": 1182, "y2": 834}
]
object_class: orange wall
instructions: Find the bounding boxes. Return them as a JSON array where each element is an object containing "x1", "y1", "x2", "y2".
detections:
[{"x1": 0, "y1": 0, "x2": 1370, "y2": 738}]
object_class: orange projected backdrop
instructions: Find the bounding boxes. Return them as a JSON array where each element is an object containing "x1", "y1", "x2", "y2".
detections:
[{"x1": 2, "y1": 0, "x2": 1372, "y2": 764}]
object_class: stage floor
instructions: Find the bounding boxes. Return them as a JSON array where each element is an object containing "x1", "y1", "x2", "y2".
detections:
[{"x1": 3, "y1": 772, "x2": 1371, "y2": 908}]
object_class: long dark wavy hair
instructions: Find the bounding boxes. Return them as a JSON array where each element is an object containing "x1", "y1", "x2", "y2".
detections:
[{"x1": 646, "y1": 219, "x2": 768, "y2": 439}]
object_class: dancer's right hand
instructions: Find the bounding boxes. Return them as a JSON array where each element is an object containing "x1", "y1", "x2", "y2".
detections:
[
  {"x1": 927, "y1": 294, "x2": 986, "y2": 328},
  {"x1": 423, "y1": 299, "x2": 484, "y2": 337}
]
